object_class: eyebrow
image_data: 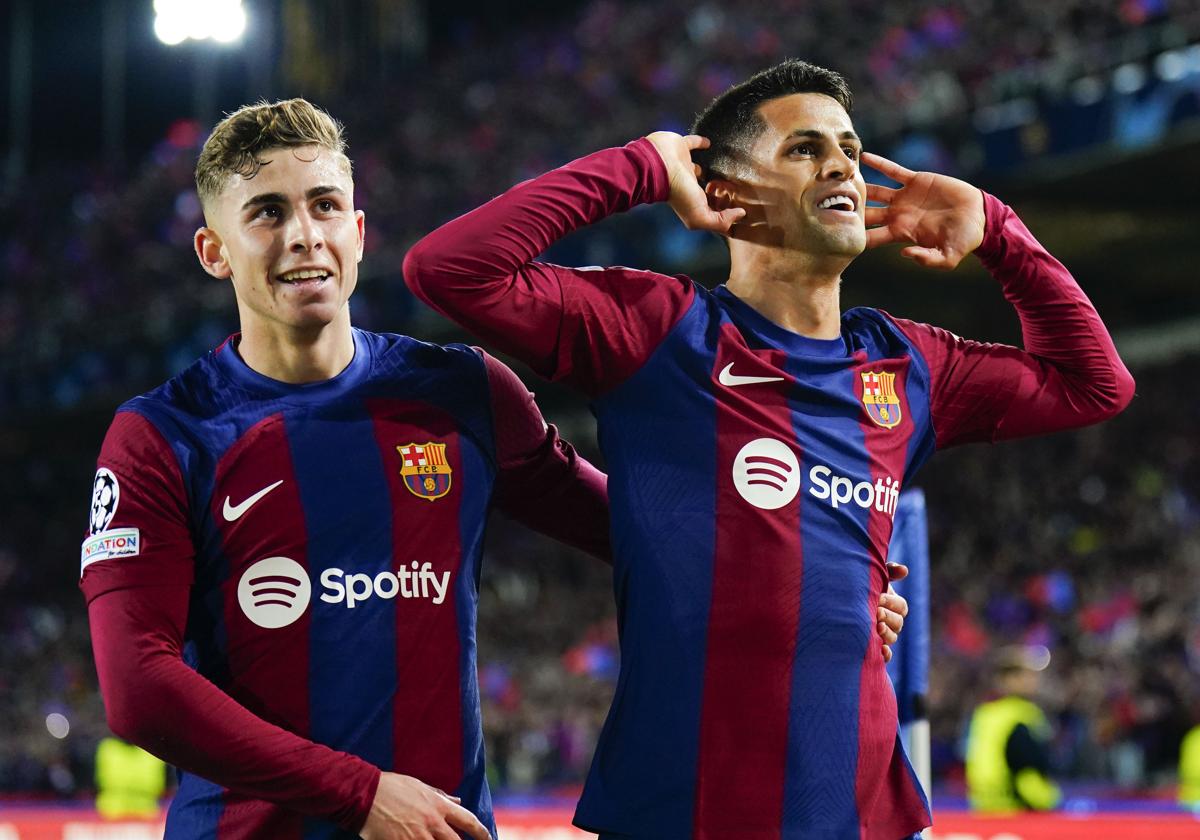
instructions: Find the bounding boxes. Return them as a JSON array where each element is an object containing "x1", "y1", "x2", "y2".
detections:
[
  {"x1": 240, "y1": 185, "x2": 346, "y2": 211},
  {"x1": 782, "y1": 129, "x2": 861, "y2": 144}
]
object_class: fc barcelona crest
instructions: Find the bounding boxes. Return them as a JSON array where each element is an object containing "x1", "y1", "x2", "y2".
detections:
[
  {"x1": 397, "y1": 442, "x2": 453, "y2": 501},
  {"x1": 860, "y1": 371, "x2": 902, "y2": 429}
]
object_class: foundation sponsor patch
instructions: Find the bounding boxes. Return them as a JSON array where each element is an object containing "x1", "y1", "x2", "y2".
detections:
[{"x1": 80, "y1": 527, "x2": 140, "y2": 576}]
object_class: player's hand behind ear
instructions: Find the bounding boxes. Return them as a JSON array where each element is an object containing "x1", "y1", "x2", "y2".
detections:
[{"x1": 645, "y1": 131, "x2": 745, "y2": 235}]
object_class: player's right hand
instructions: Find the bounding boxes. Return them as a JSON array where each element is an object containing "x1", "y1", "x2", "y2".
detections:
[
  {"x1": 360, "y1": 772, "x2": 490, "y2": 840},
  {"x1": 645, "y1": 131, "x2": 745, "y2": 234}
]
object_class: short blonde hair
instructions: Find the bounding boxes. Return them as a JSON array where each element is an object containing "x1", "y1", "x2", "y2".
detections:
[{"x1": 195, "y1": 98, "x2": 351, "y2": 208}]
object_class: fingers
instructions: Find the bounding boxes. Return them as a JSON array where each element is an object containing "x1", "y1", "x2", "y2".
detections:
[
  {"x1": 880, "y1": 589, "x2": 909, "y2": 618},
  {"x1": 682, "y1": 134, "x2": 712, "y2": 150},
  {"x1": 444, "y1": 800, "x2": 491, "y2": 840},
  {"x1": 886, "y1": 562, "x2": 909, "y2": 582},
  {"x1": 863, "y1": 207, "x2": 888, "y2": 227},
  {"x1": 683, "y1": 205, "x2": 745, "y2": 234},
  {"x1": 900, "y1": 245, "x2": 960, "y2": 270},
  {"x1": 861, "y1": 152, "x2": 914, "y2": 183},
  {"x1": 865, "y1": 182, "x2": 898, "y2": 203},
  {"x1": 864, "y1": 226, "x2": 900, "y2": 249},
  {"x1": 713, "y1": 206, "x2": 747, "y2": 230},
  {"x1": 882, "y1": 644, "x2": 893, "y2": 663},
  {"x1": 877, "y1": 613, "x2": 900, "y2": 646}
]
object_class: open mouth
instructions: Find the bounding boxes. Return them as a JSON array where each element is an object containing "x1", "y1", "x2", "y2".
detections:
[
  {"x1": 275, "y1": 268, "x2": 331, "y2": 287},
  {"x1": 816, "y1": 194, "x2": 858, "y2": 215}
]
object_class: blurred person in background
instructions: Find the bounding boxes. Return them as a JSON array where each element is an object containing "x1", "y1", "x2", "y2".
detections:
[
  {"x1": 1179, "y1": 721, "x2": 1200, "y2": 809},
  {"x1": 405, "y1": 57, "x2": 1133, "y2": 839},
  {"x1": 965, "y1": 645, "x2": 1062, "y2": 813},
  {"x1": 94, "y1": 736, "x2": 167, "y2": 820}
]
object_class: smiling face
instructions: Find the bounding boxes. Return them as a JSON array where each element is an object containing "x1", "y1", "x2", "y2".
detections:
[
  {"x1": 194, "y1": 145, "x2": 364, "y2": 341},
  {"x1": 742, "y1": 92, "x2": 867, "y2": 258}
]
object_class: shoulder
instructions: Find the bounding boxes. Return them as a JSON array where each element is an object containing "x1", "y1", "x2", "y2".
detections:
[
  {"x1": 363, "y1": 329, "x2": 488, "y2": 380},
  {"x1": 842, "y1": 306, "x2": 927, "y2": 357},
  {"x1": 115, "y1": 350, "x2": 229, "y2": 436},
  {"x1": 102, "y1": 341, "x2": 254, "y2": 467}
]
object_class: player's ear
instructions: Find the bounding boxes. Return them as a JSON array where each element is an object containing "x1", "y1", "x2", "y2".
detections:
[
  {"x1": 194, "y1": 226, "x2": 232, "y2": 279},
  {"x1": 705, "y1": 178, "x2": 741, "y2": 212},
  {"x1": 355, "y1": 209, "x2": 365, "y2": 263}
]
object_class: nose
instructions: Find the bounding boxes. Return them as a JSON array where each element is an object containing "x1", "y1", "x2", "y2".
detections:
[
  {"x1": 286, "y1": 208, "x2": 324, "y2": 253},
  {"x1": 821, "y1": 151, "x2": 855, "y2": 182}
]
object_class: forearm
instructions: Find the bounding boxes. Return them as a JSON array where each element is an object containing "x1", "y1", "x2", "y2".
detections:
[
  {"x1": 977, "y1": 193, "x2": 1134, "y2": 434},
  {"x1": 405, "y1": 139, "x2": 667, "y2": 301},
  {"x1": 402, "y1": 141, "x2": 668, "y2": 369},
  {"x1": 90, "y1": 587, "x2": 379, "y2": 832},
  {"x1": 484, "y1": 351, "x2": 611, "y2": 560},
  {"x1": 496, "y1": 441, "x2": 611, "y2": 562}
]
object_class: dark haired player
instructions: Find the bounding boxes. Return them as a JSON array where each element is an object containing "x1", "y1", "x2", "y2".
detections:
[{"x1": 405, "y1": 60, "x2": 1134, "y2": 839}]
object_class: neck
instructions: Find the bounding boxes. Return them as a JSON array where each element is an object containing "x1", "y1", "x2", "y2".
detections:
[
  {"x1": 236, "y1": 317, "x2": 356, "y2": 384},
  {"x1": 726, "y1": 244, "x2": 849, "y2": 339}
]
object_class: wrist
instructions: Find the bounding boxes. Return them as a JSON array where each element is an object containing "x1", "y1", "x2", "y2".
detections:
[{"x1": 627, "y1": 137, "x2": 671, "y2": 205}]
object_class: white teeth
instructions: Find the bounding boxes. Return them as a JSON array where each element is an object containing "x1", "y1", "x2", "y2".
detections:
[
  {"x1": 819, "y1": 195, "x2": 855, "y2": 211},
  {"x1": 279, "y1": 269, "x2": 328, "y2": 282}
]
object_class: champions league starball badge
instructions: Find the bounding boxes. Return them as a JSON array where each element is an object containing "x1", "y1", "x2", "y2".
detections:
[{"x1": 89, "y1": 468, "x2": 120, "y2": 535}]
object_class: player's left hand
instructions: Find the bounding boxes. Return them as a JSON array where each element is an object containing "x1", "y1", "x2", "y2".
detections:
[
  {"x1": 861, "y1": 152, "x2": 985, "y2": 270},
  {"x1": 879, "y1": 562, "x2": 909, "y2": 663}
]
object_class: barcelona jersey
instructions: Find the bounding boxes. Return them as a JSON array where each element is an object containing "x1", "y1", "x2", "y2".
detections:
[
  {"x1": 80, "y1": 329, "x2": 607, "y2": 838},
  {"x1": 404, "y1": 140, "x2": 1132, "y2": 838}
]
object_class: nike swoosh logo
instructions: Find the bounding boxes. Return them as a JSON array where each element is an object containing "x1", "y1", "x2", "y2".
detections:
[
  {"x1": 223, "y1": 480, "x2": 284, "y2": 522},
  {"x1": 718, "y1": 363, "x2": 785, "y2": 387}
]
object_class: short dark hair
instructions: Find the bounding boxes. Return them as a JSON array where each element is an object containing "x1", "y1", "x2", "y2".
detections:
[{"x1": 690, "y1": 60, "x2": 853, "y2": 184}]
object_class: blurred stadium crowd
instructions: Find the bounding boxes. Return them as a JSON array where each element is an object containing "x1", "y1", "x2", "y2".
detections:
[{"x1": 1, "y1": 0, "x2": 1198, "y2": 804}]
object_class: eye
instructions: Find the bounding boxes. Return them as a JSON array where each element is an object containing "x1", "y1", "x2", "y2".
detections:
[
  {"x1": 315, "y1": 198, "x2": 336, "y2": 213},
  {"x1": 255, "y1": 205, "x2": 282, "y2": 220},
  {"x1": 843, "y1": 147, "x2": 859, "y2": 160},
  {"x1": 789, "y1": 143, "x2": 814, "y2": 156}
]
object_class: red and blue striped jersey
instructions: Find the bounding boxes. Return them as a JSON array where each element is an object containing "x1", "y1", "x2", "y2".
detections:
[
  {"x1": 80, "y1": 329, "x2": 608, "y2": 839},
  {"x1": 404, "y1": 140, "x2": 1133, "y2": 838}
]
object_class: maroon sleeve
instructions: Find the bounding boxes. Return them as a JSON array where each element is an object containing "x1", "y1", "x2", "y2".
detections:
[
  {"x1": 88, "y1": 586, "x2": 380, "y2": 831},
  {"x1": 483, "y1": 352, "x2": 611, "y2": 561},
  {"x1": 82, "y1": 411, "x2": 379, "y2": 831},
  {"x1": 889, "y1": 192, "x2": 1135, "y2": 448},
  {"x1": 79, "y1": 411, "x2": 195, "y2": 601},
  {"x1": 404, "y1": 139, "x2": 693, "y2": 397}
]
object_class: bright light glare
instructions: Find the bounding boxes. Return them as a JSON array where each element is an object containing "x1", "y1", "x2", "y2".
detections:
[
  {"x1": 154, "y1": 0, "x2": 245, "y2": 46},
  {"x1": 46, "y1": 713, "x2": 70, "y2": 739},
  {"x1": 212, "y1": 3, "x2": 247, "y2": 43}
]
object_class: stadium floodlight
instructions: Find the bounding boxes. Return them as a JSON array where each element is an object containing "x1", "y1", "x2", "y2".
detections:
[
  {"x1": 45, "y1": 712, "x2": 70, "y2": 739},
  {"x1": 154, "y1": 0, "x2": 246, "y2": 46}
]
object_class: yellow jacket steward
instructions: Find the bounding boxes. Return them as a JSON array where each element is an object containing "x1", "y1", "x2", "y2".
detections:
[
  {"x1": 95, "y1": 736, "x2": 167, "y2": 819},
  {"x1": 966, "y1": 695, "x2": 1062, "y2": 813}
]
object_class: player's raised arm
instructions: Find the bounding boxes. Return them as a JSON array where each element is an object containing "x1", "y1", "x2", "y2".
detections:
[
  {"x1": 403, "y1": 139, "x2": 697, "y2": 397},
  {"x1": 861, "y1": 153, "x2": 1135, "y2": 445}
]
